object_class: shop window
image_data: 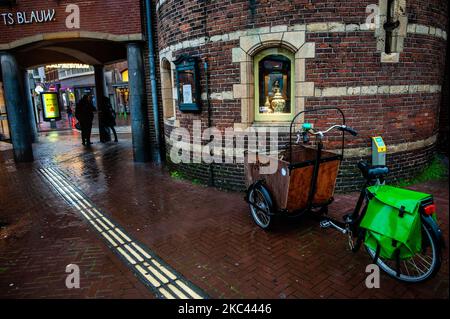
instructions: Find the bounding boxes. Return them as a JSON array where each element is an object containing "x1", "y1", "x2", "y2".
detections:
[
  {"x1": 0, "y1": 84, "x2": 10, "y2": 141},
  {"x1": 160, "y1": 59, "x2": 175, "y2": 119},
  {"x1": 254, "y1": 48, "x2": 295, "y2": 122},
  {"x1": 121, "y1": 69, "x2": 129, "y2": 83},
  {"x1": 115, "y1": 87, "x2": 129, "y2": 114}
]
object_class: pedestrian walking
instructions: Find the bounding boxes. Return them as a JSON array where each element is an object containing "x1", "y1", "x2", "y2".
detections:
[
  {"x1": 67, "y1": 104, "x2": 74, "y2": 128},
  {"x1": 102, "y1": 96, "x2": 118, "y2": 142},
  {"x1": 75, "y1": 94, "x2": 96, "y2": 146}
]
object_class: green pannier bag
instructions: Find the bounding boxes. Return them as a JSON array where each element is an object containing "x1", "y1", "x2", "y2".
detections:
[{"x1": 360, "y1": 185, "x2": 432, "y2": 260}]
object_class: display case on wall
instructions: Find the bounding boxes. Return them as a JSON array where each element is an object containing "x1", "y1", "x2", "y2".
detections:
[
  {"x1": 173, "y1": 55, "x2": 201, "y2": 113},
  {"x1": 254, "y1": 48, "x2": 295, "y2": 122}
]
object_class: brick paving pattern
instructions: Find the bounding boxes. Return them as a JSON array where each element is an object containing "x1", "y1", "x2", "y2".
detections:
[
  {"x1": 0, "y1": 131, "x2": 448, "y2": 298},
  {"x1": 0, "y1": 141, "x2": 153, "y2": 298}
]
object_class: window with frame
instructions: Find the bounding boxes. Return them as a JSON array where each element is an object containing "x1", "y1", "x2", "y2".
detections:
[
  {"x1": 160, "y1": 59, "x2": 175, "y2": 119},
  {"x1": 254, "y1": 48, "x2": 295, "y2": 122},
  {"x1": 0, "y1": 84, "x2": 11, "y2": 141}
]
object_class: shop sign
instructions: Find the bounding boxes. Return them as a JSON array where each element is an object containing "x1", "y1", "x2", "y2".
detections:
[
  {"x1": 46, "y1": 63, "x2": 90, "y2": 69},
  {"x1": 1, "y1": 9, "x2": 55, "y2": 25},
  {"x1": 1, "y1": 4, "x2": 79, "y2": 28},
  {"x1": 41, "y1": 92, "x2": 61, "y2": 122}
]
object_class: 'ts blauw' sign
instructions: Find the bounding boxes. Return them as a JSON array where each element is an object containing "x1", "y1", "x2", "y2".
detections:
[{"x1": 1, "y1": 9, "x2": 56, "y2": 25}]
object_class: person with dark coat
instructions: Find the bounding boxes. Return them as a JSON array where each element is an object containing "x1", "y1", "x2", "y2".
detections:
[
  {"x1": 102, "y1": 96, "x2": 118, "y2": 142},
  {"x1": 75, "y1": 94, "x2": 96, "y2": 146}
]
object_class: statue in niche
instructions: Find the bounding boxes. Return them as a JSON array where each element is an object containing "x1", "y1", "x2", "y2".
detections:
[{"x1": 270, "y1": 80, "x2": 285, "y2": 113}]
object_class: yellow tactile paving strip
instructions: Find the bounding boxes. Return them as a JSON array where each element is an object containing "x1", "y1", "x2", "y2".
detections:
[{"x1": 38, "y1": 167, "x2": 207, "y2": 299}]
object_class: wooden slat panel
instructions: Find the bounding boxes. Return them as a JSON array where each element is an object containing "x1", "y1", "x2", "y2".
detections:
[
  {"x1": 286, "y1": 165, "x2": 313, "y2": 211},
  {"x1": 245, "y1": 146, "x2": 341, "y2": 213},
  {"x1": 286, "y1": 160, "x2": 340, "y2": 212},
  {"x1": 244, "y1": 153, "x2": 289, "y2": 210},
  {"x1": 313, "y1": 160, "x2": 340, "y2": 203}
]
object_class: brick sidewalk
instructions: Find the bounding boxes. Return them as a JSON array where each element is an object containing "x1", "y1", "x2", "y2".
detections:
[
  {"x1": 0, "y1": 149, "x2": 153, "y2": 298},
  {"x1": 1, "y1": 131, "x2": 448, "y2": 298}
]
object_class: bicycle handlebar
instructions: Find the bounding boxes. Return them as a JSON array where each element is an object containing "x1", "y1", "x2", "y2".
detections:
[
  {"x1": 338, "y1": 125, "x2": 358, "y2": 136},
  {"x1": 303, "y1": 124, "x2": 358, "y2": 138},
  {"x1": 289, "y1": 107, "x2": 347, "y2": 161}
]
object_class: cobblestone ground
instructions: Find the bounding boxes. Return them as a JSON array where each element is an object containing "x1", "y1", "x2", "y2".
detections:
[{"x1": 0, "y1": 131, "x2": 448, "y2": 298}]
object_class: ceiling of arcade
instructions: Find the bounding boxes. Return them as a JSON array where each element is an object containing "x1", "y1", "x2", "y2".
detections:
[{"x1": 11, "y1": 38, "x2": 128, "y2": 68}]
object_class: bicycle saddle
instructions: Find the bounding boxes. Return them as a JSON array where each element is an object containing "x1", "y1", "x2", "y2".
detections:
[{"x1": 358, "y1": 161, "x2": 389, "y2": 180}]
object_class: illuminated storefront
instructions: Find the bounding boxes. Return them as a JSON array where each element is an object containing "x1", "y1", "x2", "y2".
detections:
[
  {"x1": 113, "y1": 69, "x2": 129, "y2": 115},
  {"x1": 0, "y1": 84, "x2": 10, "y2": 141}
]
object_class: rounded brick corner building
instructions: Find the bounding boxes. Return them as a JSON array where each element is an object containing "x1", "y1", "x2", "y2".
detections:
[{"x1": 154, "y1": 0, "x2": 449, "y2": 191}]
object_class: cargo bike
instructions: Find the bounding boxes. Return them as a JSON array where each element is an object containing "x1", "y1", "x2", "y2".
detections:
[{"x1": 244, "y1": 107, "x2": 443, "y2": 283}]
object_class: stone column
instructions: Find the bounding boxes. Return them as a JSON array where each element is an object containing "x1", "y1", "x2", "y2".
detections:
[
  {"x1": 23, "y1": 70, "x2": 38, "y2": 143},
  {"x1": 127, "y1": 43, "x2": 151, "y2": 162},
  {"x1": 0, "y1": 52, "x2": 33, "y2": 162},
  {"x1": 94, "y1": 65, "x2": 111, "y2": 142}
]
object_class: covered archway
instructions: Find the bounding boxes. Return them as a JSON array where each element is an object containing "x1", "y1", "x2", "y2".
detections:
[{"x1": 0, "y1": 34, "x2": 150, "y2": 162}]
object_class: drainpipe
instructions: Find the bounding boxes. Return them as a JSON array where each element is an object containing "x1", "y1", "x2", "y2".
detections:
[
  {"x1": 202, "y1": 1, "x2": 214, "y2": 187},
  {"x1": 204, "y1": 60, "x2": 214, "y2": 187},
  {"x1": 145, "y1": 0, "x2": 162, "y2": 163}
]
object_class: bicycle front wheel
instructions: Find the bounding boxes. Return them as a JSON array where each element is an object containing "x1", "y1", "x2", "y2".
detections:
[
  {"x1": 248, "y1": 185, "x2": 274, "y2": 230},
  {"x1": 365, "y1": 216, "x2": 442, "y2": 283}
]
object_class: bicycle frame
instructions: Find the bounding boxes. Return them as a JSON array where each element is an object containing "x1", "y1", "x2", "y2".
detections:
[
  {"x1": 246, "y1": 106, "x2": 444, "y2": 282},
  {"x1": 318, "y1": 178, "x2": 373, "y2": 243},
  {"x1": 321, "y1": 173, "x2": 445, "y2": 258}
]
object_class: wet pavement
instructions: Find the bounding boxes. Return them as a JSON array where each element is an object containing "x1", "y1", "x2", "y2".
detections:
[
  {"x1": 0, "y1": 130, "x2": 448, "y2": 299},
  {"x1": 37, "y1": 111, "x2": 131, "y2": 132}
]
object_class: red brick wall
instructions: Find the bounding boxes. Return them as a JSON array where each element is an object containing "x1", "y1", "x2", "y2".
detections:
[
  {"x1": 157, "y1": 0, "x2": 448, "y2": 49},
  {"x1": 305, "y1": 94, "x2": 440, "y2": 147},
  {"x1": 156, "y1": 1, "x2": 447, "y2": 146},
  {"x1": 438, "y1": 19, "x2": 450, "y2": 155},
  {"x1": 155, "y1": 0, "x2": 448, "y2": 190},
  {"x1": 305, "y1": 33, "x2": 446, "y2": 87},
  {"x1": 0, "y1": 0, "x2": 142, "y2": 45},
  {"x1": 167, "y1": 144, "x2": 436, "y2": 192}
]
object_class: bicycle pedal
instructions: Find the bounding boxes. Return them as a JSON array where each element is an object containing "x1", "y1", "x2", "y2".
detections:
[{"x1": 320, "y1": 220, "x2": 332, "y2": 228}]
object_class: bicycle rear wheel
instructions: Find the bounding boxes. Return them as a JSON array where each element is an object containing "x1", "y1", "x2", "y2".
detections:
[{"x1": 365, "y1": 216, "x2": 442, "y2": 283}]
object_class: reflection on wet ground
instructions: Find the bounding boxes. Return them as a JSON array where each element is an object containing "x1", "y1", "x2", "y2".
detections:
[{"x1": 0, "y1": 130, "x2": 448, "y2": 298}]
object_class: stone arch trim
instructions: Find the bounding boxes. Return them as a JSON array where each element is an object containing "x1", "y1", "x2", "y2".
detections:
[
  {"x1": 0, "y1": 32, "x2": 144, "y2": 50},
  {"x1": 231, "y1": 30, "x2": 316, "y2": 129}
]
